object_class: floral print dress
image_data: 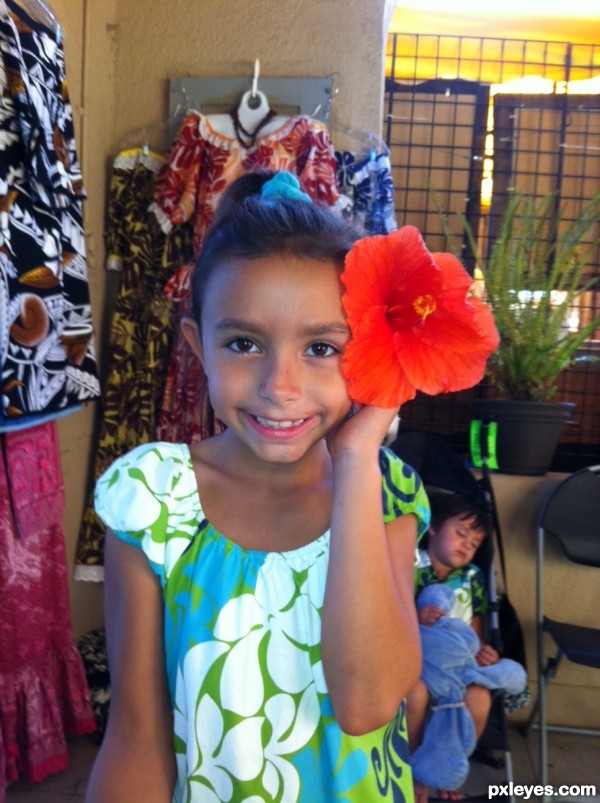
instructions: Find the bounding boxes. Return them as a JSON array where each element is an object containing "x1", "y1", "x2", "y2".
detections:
[
  {"x1": 335, "y1": 150, "x2": 398, "y2": 235},
  {"x1": 150, "y1": 112, "x2": 342, "y2": 445},
  {"x1": 95, "y1": 442, "x2": 430, "y2": 803}
]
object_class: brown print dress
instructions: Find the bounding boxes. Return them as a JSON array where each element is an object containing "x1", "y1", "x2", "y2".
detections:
[{"x1": 74, "y1": 148, "x2": 193, "y2": 575}]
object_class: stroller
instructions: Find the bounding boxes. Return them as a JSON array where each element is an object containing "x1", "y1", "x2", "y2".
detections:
[{"x1": 390, "y1": 429, "x2": 526, "y2": 802}]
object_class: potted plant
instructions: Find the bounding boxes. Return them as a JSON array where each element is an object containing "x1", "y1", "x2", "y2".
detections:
[{"x1": 443, "y1": 190, "x2": 600, "y2": 474}]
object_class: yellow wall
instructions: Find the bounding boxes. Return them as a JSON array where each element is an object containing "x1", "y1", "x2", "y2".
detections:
[{"x1": 41, "y1": 0, "x2": 599, "y2": 730}]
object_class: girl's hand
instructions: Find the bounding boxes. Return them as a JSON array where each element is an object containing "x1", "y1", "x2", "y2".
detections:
[
  {"x1": 327, "y1": 403, "x2": 400, "y2": 461},
  {"x1": 418, "y1": 605, "x2": 447, "y2": 627}
]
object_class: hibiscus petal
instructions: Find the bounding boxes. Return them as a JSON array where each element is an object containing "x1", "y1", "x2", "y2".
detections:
[
  {"x1": 342, "y1": 308, "x2": 415, "y2": 407},
  {"x1": 264, "y1": 755, "x2": 301, "y2": 802},
  {"x1": 433, "y1": 251, "x2": 474, "y2": 300},
  {"x1": 399, "y1": 323, "x2": 493, "y2": 395}
]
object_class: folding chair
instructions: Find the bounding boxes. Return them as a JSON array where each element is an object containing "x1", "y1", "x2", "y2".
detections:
[{"x1": 531, "y1": 465, "x2": 600, "y2": 789}]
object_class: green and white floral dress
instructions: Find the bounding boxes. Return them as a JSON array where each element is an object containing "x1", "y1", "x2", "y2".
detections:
[{"x1": 95, "y1": 442, "x2": 430, "y2": 803}]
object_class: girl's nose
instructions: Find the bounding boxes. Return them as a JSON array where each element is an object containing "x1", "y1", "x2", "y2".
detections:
[{"x1": 259, "y1": 354, "x2": 301, "y2": 402}]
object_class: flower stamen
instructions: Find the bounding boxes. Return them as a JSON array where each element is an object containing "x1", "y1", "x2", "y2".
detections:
[{"x1": 413, "y1": 294, "x2": 436, "y2": 321}]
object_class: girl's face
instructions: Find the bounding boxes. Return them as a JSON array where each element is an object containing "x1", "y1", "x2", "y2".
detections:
[
  {"x1": 427, "y1": 515, "x2": 484, "y2": 577},
  {"x1": 184, "y1": 253, "x2": 352, "y2": 466}
]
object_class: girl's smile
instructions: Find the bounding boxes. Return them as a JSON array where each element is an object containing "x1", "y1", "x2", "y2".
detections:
[
  {"x1": 183, "y1": 253, "x2": 352, "y2": 467},
  {"x1": 246, "y1": 413, "x2": 317, "y2": 437}
]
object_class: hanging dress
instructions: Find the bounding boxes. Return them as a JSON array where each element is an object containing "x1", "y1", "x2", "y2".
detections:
[
  {"x1": 0, "y1": 422, "x2": 96, "y2": 793},
  {"x1": 150, "y1": 111, "x2": 342, "y2": 446},
  {"x1": 74, "y1": 148, "x2": 194, "y2": 577},
  {"x1": 0, "y1": 0, "x2": 100, "y2": 427},
  {"x1": 335, "y1": 149, "x2": 398, "y2": 235},
  {"x1": 0, "y1": 4, "x2": 99, "y2": 793}
]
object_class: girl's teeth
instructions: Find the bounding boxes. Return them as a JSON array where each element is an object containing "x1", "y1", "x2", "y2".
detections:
[{"x1": 255, "y1": 416, "x2": 305, "y2": 429}]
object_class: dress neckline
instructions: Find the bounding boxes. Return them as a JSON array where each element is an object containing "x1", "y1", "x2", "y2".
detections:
[
  {"x1": 181, "y1": 443, "x2": 330, "y2": 559},
  {"x1": 189, "y1": 111, "x2": 315, "y2": 151}
]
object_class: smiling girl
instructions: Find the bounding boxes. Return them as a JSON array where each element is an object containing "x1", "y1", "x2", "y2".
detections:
[{"x1": 85, "y1": 171, "x2": 431, "y2": 803}]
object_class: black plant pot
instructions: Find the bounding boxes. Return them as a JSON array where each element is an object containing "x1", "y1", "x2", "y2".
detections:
[{"x1": 473, "y1": 399, "x2": 575, "y2": 476}]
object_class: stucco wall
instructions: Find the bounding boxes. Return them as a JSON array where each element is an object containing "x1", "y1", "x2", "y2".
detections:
[{"x1": 108, "y1": 0, "x2": 390, "y2": 154}]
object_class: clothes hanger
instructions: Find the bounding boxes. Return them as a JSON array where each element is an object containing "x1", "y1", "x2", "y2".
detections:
[
  {"x1": 331, "y1": 121, "x2": 390, "y2": 160},
  {"x1": 118, "y1": 119, "x2": 182, "y2": 158},
  {"x1": 118, "y1": 88, "x2": 195, "y2": 155},
  {"x1": 232, "y1": 58, "x2": 278, "y2": 142}
]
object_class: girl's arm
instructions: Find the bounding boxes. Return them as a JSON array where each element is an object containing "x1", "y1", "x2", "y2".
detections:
[
  {"x1": 85, "y1": 531, "x2": 176, "y2": 803},
  {"x1": 321, "y1": 406, "x2": 422, "y2": 736}
]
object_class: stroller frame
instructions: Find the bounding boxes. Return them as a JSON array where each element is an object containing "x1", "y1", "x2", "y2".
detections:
[{"x1": 390, "y1": 428, "x2": 519, "y2": 803}]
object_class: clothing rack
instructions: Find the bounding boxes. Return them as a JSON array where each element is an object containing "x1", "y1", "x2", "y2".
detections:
[{"x1": 168, "y1": 76, "x2": 333, "y2": 140}]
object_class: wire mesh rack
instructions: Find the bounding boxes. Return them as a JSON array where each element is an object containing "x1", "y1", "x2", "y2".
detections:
[{"x1": 385, "y1": 33, "x2": 600, "y2": 471}]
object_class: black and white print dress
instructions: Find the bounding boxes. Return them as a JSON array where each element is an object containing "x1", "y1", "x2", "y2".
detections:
[{"x1": 0, "y1": 0, "x2": 100, "y2": 426}]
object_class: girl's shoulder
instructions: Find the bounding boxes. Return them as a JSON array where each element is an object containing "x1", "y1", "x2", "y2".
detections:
[
  {"x1": 379, "y1": 446, "x2": 431, "y2": 536},
  {"x1": 96, "y1": 441, "x2": 192, "y2": 493},
  {"x1": 94, "y1": 442, "x2": 200, "y2": 554}
]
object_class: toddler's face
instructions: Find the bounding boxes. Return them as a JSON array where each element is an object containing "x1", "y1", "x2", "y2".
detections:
[
  {"x1": 191, "y1": 253, "x2": 352, "y2": 465},
  {"x1": 428, "y1": 514, "x2": 485, "y2": 573}
]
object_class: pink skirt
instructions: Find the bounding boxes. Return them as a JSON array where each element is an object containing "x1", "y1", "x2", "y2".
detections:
[{"x1": 0, "y1": 422, "x2": 96, "y2": 797}]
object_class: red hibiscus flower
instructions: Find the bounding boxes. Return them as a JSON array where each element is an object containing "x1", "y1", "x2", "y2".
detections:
[{"x1": 340, "y1": 226, "x2": 499, "y2": 408}]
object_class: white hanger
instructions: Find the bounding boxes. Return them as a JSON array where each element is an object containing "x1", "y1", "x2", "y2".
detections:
[
  {"x1": 205, "y1": 59, "x2": 291, "y2": 143},
  {"x1": 236, "y1": 59, "x2": 273, "y2": 134}
]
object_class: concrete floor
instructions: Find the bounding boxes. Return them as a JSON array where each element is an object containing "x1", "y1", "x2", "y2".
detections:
[{"x1": 5, "y1": 727, "x2": 600, "y2": 802}]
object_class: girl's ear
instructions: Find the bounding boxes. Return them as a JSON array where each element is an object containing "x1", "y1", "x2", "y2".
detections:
[{"x1": 181, "y1": 316, "x2": 204, "y2": 364}]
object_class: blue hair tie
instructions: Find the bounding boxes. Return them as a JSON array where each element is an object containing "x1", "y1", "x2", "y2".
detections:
[{"x1": 260, "y1": 172, "x2": 313, "y2": 204}]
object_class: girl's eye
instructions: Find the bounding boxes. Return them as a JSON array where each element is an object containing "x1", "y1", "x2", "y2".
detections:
[
  {"x1": 307, "y1": 341, "x2": 337, "y2": 358},
  {"x1": 227, "y1": 337, "x2": 259, "y2": 353}
]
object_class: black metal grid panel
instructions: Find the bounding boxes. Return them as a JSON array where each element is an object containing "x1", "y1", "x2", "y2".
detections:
[{"x1": 385, "y1": 33, "x2": 600, "y2": 471}]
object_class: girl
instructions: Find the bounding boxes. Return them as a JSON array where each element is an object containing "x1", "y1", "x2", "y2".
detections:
[{"x1": 85, "y1": 171, "x2": 430, "y2": 802}]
